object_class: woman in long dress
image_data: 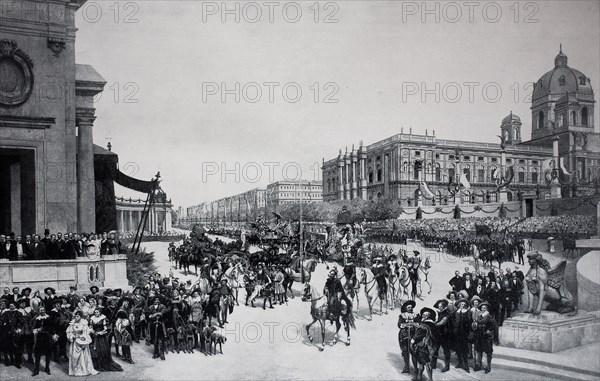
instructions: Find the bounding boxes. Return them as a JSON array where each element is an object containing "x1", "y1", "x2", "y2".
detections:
[
  {"x1": 66, "y1": 311, "x2": 99, "y2": 377},
  {"x1": 89, "y1": 307, "x2": 123, "y2": 372}
]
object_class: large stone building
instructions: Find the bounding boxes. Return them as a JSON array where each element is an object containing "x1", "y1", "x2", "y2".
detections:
[
  {"x1": 266, "y1": 180, "x2": 323, "y2": 212},
  {"x1": 0, "y1": 0, "x2": 156, "y2": 236},
  {"x1": 322, "y1": 48, "x2": 599, "y2": 205},
  {"x1": 115, "y1": 188, "x2": 173, "y2": 234},
  {"x1": 187, "y1": 188, "x2": 267, "y2": 223}
]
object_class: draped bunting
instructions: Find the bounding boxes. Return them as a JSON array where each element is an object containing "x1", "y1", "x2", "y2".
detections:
[{"x1": 111, "y1": 165, "x2": 158, "y2": 193}]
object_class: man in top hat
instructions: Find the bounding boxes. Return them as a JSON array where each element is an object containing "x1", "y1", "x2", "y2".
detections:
[
  {"x1": 410, "y1": 307, "x2": 437, "y2": 381},
  {"x1": 453, "y1": 298, "x2": 472, "y2": 372},
  {"x1": 146, "y1": 297, "x2": 167, "y2": 360},
  {"x1": 398, "y1": 300, "x2": 420, "y2": 374},
  {"x1": 432, "y1": 299, "x2": 452, "y2": 372},
  {"x1": 472, "y1": 301, "x2": 497, "y2": 373}
]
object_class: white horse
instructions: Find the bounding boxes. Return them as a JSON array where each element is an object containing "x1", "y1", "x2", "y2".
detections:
[
  {"x1": 223, "y1": 263, "x2": 244, "y2": 306},
  {"x1": 359, "y1": 268, "x2": 389, "y2": 321},
  {"x1": 417, "y1": 257, "x2": 432, "y2": 296}
]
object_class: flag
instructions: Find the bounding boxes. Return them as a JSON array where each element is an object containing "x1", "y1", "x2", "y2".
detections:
[
  {"x1": 421, "y1": 180, "x2": 435, "y2": 198},
  {"x1": 460, "y1": 173, "x2": 471, "y2": 189},
  {"x1": 559, "y1": 158, "x2": 571, "y2": 176}
]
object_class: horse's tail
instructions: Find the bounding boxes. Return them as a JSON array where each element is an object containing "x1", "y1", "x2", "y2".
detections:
[{"x1": 345, "y1": 309, "x2": 356, "y2": 330}]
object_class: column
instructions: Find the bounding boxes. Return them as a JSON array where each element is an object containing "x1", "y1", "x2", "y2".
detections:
[
  {"x1": 76, "y1": 110, "x2": 96, "y2": 232},
  {"x1": 351, "y1": 151, "x2": 358, "y2": 200},
  {"x1": 338, "y1": 158, "x2": 344, "y2": 201},
  {"x1": 344, "y1": 153, "x2": 351, "y2": 200},
  {"x1": 128, "y1": 210, "x2": 133, "y2": 232},
  {"x1": 360, "y1": 142, "x2": 367, "y2": 199},
  {"x1": 550, "y1": 136, "x2": 562, "y2": 198},
  {"x1": 10, "y1": 162, "x2": 21, "y2": 235},
  {"x1": 119, "y1": 209, "x2": 124, "y2": 233}
]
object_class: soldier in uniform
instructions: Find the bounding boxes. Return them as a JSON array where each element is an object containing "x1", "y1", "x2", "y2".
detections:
[
  {"x1": 473, "y1": 301, "x2": 497, "y2": 373},
  {"x1": 131, "y1": 287, "x2": 147, "y2": 342},
  {"x1": 0, "y1": 300, "x2": 25, "y2": 368},
  {"x1": 147, "y1": 298, "x2": 167, "y2": 360},
  {"x1": 432, "y1": 299, "x2": 452, "y2": 372},
  {"x1": 397, "y1": 300, "x2": 420, "y2": 374},
  {"x1": 48, "y1": 298, "x2": 69, "y2": 363},
  {"x1": 410, "y1": 307, "x2": 437, "y2": 381},
  {"x1": 17, "y1": 298, "x2": 34, "y2": 364}
]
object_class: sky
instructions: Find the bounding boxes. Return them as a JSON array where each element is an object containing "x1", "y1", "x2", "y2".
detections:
[{"x1": 73, "y1": 0, "x2": 600, "y2": 208}]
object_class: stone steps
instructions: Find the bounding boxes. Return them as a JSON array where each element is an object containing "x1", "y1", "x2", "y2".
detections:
[{"x1": 493, "y1": 354, "x2": 600, "y2": 380}]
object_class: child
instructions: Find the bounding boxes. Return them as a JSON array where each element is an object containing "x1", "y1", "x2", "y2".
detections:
[{"x1": 114, "y1": 310, "x2": 134, "y2": 364}]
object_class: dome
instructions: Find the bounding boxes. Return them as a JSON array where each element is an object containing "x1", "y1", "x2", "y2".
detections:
[
  {"x1": 502, "y1": 112, "x2": 521, "y2": 124},
  {"x1": 532, "y1": 47, "x2": 594, "y2": 100}
]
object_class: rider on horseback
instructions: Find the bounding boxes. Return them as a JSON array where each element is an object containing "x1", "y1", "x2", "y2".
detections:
[
  {"x1": 408, "y1": 251, "x2": 422, "y2": 298},
  {"x1": 323, "y1": 269, "x2": 344, "y2": 323},
  {"x1": 372, "y1": 257, "x2": 388, "y2": 299},
  {"x1": 342, "y1": 259, "x2": 358, "y2": 299}
]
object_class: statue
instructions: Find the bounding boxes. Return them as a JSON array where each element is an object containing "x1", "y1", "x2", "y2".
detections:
[{"x1": 523, "y1": 252, "x2": 576, "y2": 315}]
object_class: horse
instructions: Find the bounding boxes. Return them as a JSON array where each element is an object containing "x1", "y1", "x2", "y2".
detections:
[
  {"x1": 302, "y1": 282, "x2": 355, "y2": 351},
  {"x1": 283, "y1": 258, "x2": 317, "y2": 299},
  {"x1": 341, "y1": 265, "x2": 361, "y2": 312},
  {"x1": 390, "y1": 264, "x2": 412, "y2": 305},
  {"x1": 223, "y1": 263, "x2": 243, "y2": 306},
  {"x1": 359, "y1": 267, "x2": 389, "y2": 320}
]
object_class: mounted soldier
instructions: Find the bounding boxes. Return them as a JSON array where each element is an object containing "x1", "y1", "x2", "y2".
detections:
[
  {"x1": 323, "y1": 269, "x2": 345, "y2": 323},
  {"x1": 408, "y1": 250, "x2": 422, "y2": 299}
]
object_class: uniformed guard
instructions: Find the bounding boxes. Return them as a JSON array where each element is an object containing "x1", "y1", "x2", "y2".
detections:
[
  {"x1": 473, "y1": 301, "x2": 497, "y2": 373},
  {"x1": 432, "y1": 299, "x2": 452, "y2": 372},
  {"x1": 410, "y1": 307, "x2": 437, "y2": 381},
  {"x1": 147, "y1": 298, "x2": 167, "y2": 360},
  {"x1": 0, "y1": 300, "x2": 25, "y2": 368}
]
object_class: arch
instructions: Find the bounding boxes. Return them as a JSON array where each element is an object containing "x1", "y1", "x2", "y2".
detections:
[
  {"x1": 558, "y1": 113, "x2": 564, "y2": 127},
  {"x1": 538, "y1": 111, "x2": 545, "y2": 129},
  {"x1": 435, "y1": 163, "x2": 442, "y2": 182},
  {"x1": 507, "y1": 192, "x2": 513, "y2": 202},
  {"x1": 531, "y1": 167, "x2": 539, "y2": 184},
  {"x1": 571, "y1": 110, "x2": 577, "y2": 126},
  {"x1": 447, "y1": 163, "x2": 456, "y2": 182},
  {"x1": 376, "y1": 166, "x2": 382, "y2": 182},
  {"x1": 582, "y1": 107, "x2": 589, "y2": 126},
  {"x1": 518, "y1": 166, "x2": 526, "y2": 183}
]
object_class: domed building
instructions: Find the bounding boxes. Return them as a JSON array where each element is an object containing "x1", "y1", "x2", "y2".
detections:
[
  {"x1": 525, "y1": 46, "x2": 598, "y2": 183},
  {"x1": 322, "y1": 46, "x2": 599, "y2": 205}
]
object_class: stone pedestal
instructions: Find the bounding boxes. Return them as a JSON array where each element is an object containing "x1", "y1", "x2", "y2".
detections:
[
  {"x1": 550, "y1": 180, "x2": 562, "y2": 199},
  {"x1": 499, "y1": 311, "x2": 600, "y2": 353}
]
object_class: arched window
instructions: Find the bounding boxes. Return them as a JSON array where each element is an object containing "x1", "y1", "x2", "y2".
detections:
[
  {"x1": 571, "y1": 110, "x2": 577, "y2": 126},
  {"x1": 531, "y1": 167, "x2": 539, "y2": 184},
  {"x1": 558, "y1": 113, "x2": 564, "y2": 127},
  {"x1": 538, "y1": 111, "x2": 545, "y2": 129},
  {"x1": 413, "y1": 161, "x2": 420, "y2": 180},
  {"x1": 462, "y1": 164, "x2": 471, "y2": 182},
  {"x1": 377, "y1": 167, "x2": 382, "y2": 182},
  {"x1": 435, "y1": 163, "x2": 441, "y2": 182},
  {"x1": 477, "y1": 165, "x2": 485, "y2": 183},
  {"x1": 447, "y1": 164, "x2": 455, "y2": 182},
  {"x1": 518, "y1": 167, "x2": 526, "y2": 183},
  {"x1": 582, "y1": 107, "x2": 589, "y2": 126}
]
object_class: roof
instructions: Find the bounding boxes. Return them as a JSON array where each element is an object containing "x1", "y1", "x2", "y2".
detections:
[
  {"x1": 532, "y1": 50, "x2": 593, "y2": 100},
  {"x1": 93, "y1": 144, "x2": 117, "y2": 156},
  {"x1": 76, "y1": 64, "x2": 106, "y2": 84}
]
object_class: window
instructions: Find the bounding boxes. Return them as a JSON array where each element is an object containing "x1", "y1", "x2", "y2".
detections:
[
  {"x1": 518, "y1": 167, "x2": 526, "y2": 183},
  {"x1": 435, "y1": 164, "x2": 441, "y2": 182},
  {"x1": 582, "y1": 107, "x2": 589, "y2": 126},
  {"x1": 532, "y1": 160, "x2": 538, "y2": 165},
  {"x1": 506, "y1": 159, "x2": 512, "y2": 164},
  {"x1": 435, "y1": 153, "x2": 440, "y2": 159},
  {"x1": 491, "y1": 158, "x2": 498, "y2": 163},
  {"x1": 377, "y1": 168, "x2": 382, "y2": 182},
  {"x1": 558, "y1": 75, "x2": 566, "y2": 86},
  {"x1": 448, "y1": 167, "x2": 455, "y2": 181},
  {"x1": 559, "y1": 114, "x2": 564, "y2": 127},
  {"x1": 478, "y1": 156, "x2": 484, "y2": 161},
  {"x1": 538, "y1": 111, "x2": 545, "y2": 129},
  {"x1": 463, "y1": 166, "x2": 471, "y2": 182},
  {"x1": 464, "y1": 156, "x2": 470, "y2": 161},
  {"x1": 477, "y1": 168, "x2": 485, "y2": 183},
  {"x1": 415, "y1": 151, "x2": 421, "y2": 157},
  {"x1": 368, "y1": 171, "x2": 373, "y2": 183},
  {"x1": 571, "y1": 111, "x2": 577, "y2": 125},
  {"x1": 519, "y1": 159, "x2": 525, "y2": 164},
  {"x1": 532, "y1": 171, "x2": 538, "y2": 184},
  {"x1": 580, "y1": 76, "x2": 587, "y2": 85}
]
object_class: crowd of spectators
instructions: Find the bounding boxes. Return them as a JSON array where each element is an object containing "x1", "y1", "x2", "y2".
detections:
[{"x1": 0, "y1": 229, "x2": 122, "y2": 261}]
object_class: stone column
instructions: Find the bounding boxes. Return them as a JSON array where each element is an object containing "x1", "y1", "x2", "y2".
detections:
[
  {"x1": 10, "y1": 163, "x2": 21, "y2": 235},
  {"x1": 344, "y1": 152, "x2": 351, "y2": 200},
  {"x1": 119, "y1": 209, "x2": 124, "y2": 233},
  {"x1": 351, "y1": 153, "x2": 358, "y2": 200},
  {"x1": 128, "y1": 210, "x2": 133, "y2": 232},
  {"x1": 76, "y1": 110, "x2": 96, "y2": 233},
  {"x1": 337, "y1": 157, "x2": 344, "y2": 201},
  {"x1": 359, "y1": 142, "x2": 367, "y2": 199},
  {"x1": 550, "y1": 136, "x2": 562, "y2": 199}
]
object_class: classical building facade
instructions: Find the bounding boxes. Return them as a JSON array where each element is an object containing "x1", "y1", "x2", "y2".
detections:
[
  {"x1": 115, "y1": 189, "x2": 173, "y2": 233},
  {"x1": 187, "y1": 187, "x2": 267, "y2": 223},
  {"x1": 266, "y1": 180, "x2": 323, "y2": 212},
  {"x1": 322, "y1": 48, "x2": 599, "y2": 205},
  {"x1": 0, "y1": 0, "x2": 158, "y2": 236}
]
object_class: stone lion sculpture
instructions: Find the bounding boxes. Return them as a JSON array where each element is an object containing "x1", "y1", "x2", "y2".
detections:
[{"x1": 523, "y1": 252, "x2": 576, "y2": 315}]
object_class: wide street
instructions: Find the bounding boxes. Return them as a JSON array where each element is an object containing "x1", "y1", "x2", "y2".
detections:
[{"x1": 3, "y1": 235, "x2": 593, "y2": 381}]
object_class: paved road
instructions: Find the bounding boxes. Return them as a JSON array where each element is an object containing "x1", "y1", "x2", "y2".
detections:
[{"x1": 1, "y1": 237, "x2": 552, "y2": 380}]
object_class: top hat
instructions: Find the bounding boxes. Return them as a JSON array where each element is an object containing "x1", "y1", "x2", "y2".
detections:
[
  {"x1": 69, "y1": 285, "x2": 78, "y2": 291},
  {"x1": 401, "y1": 300, "x2": 416, "y2": 312},
  {"x1": 44, "y1": 229, "x2": 50, "y2": 236}
]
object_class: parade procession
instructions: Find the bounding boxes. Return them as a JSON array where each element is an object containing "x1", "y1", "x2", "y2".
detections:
[{"x1": 1, "y1": 0, "x2": 600, "y2": 380}]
